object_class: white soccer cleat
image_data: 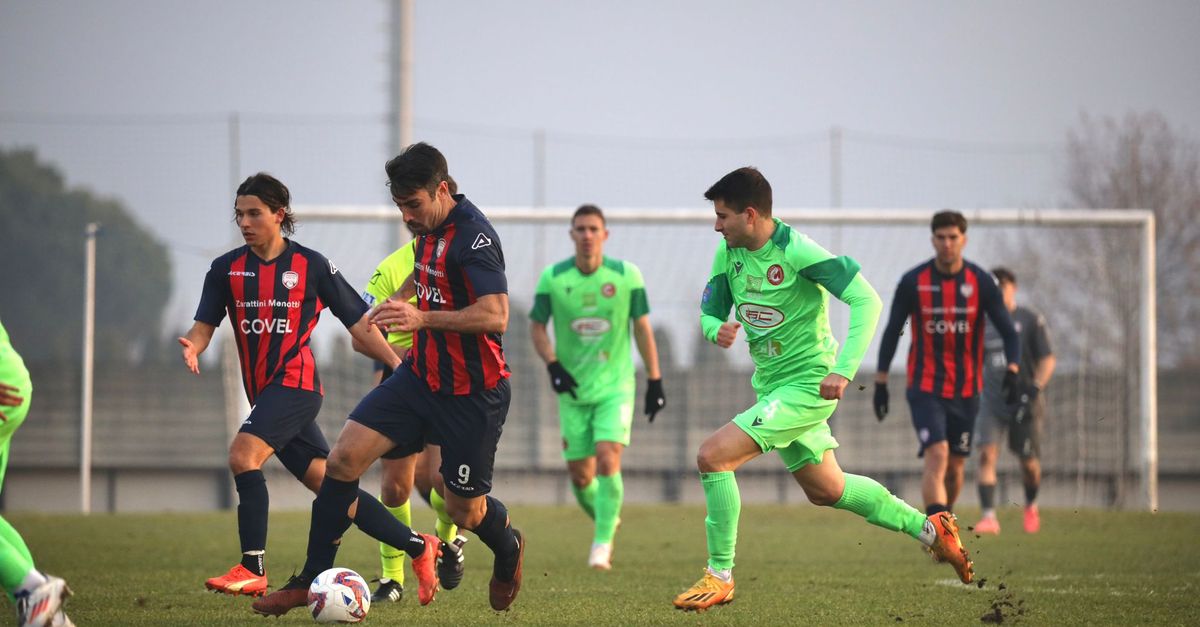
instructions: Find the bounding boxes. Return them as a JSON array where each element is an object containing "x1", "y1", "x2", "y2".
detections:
[
  {"x1": 588, "y1": 542, "x2": 613, "y2": 570},
  {"x1": 15, "y1": 575, "x2": 72, "y2": 627}
]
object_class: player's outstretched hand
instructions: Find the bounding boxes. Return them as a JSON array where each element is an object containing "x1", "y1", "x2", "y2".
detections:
[
  {"x1": 873, "y1": 382, "x2": 889, "y2": 421},
  {"x1": 1002, "y1": 369, "x2": 1021, "y2": 405},
  {"x1": 644, "y1": 378, "x2": 666, "y2": 422},
  {"x1": 716, "y1": 322, "x2": 741, "y2": 348},
  {"x1": 178, "y1": 337, "x2": 200, "y2": 374},
  {"x1": 546, "y1": 361, "x2": 578, "y2": 399}
]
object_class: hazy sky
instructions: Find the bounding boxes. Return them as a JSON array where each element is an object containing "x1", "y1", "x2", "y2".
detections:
[{"x1": 2, "y1": 0, "x2": 1198, "y2": 341}]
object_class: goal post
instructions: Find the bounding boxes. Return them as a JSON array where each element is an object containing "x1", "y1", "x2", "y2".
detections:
[{"x1": 289, "y1": 205, "x2": 1157, "y2": 511}]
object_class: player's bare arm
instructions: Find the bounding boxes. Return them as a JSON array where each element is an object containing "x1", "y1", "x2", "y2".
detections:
[
  {"x1": 529, "y1": 320, "x2": 557, "y2": 364},
  {"x1": 178, "y1": 321, "x2": 216, "y2": 374},
  {"x1": 632, "y1": 315, "x2": 662, "y2": 379},
  {"x1": 373, "y1": 293, "x2": 508, "y2": 335},
  {"x1": 347, "y1": 315, "x2": 402, "y2": 370},
  {"x1": 390, "y1": 273, "x2": 416, "y2": 302}
]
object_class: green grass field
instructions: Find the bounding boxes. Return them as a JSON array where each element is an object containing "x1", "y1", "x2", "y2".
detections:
[{"x1": 8, "y1": 504, "x2": 1199, "y2": 625}]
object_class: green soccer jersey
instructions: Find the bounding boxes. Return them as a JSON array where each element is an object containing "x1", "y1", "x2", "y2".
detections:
[
  {"x1": 361, "y1": 240, "x2": 417, "y2": 349},
  {"x1": 0, "y1": 319, "x2": 30, "y2": 393},
  {"x1": 700, "y1": 219, "x2": 882, "y2": 394},
  {"x1": 530, "y1": 256, "x2": 650, "y2": 403}
]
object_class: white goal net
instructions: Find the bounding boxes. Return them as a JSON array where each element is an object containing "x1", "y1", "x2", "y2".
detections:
[{"x1": 280, "y1": 205, "x2": 1156, "y2": 511}]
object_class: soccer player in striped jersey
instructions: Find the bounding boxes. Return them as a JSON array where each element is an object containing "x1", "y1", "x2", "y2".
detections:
[
  {"x1": 529, "y1": 204, "x2": 665, "y2": 571},
  {"x1": 179, "y1": 173, "x2": 399, "y2": 597},
  {"x1": 354, "y1": 220, "x2": 468, "y2": 603},
  {"x1": 873, "y1": 211, "x2": 1022, "y2": 519},
  {"x1": 253, "y1": 143, "x2": 524, "y2": 616},
  {"x1": 674, "y1": 168, "x2": 973, "y2": 612},
  {"x1": 0, "y1": 319, "x2": 75, "y2": 627}
]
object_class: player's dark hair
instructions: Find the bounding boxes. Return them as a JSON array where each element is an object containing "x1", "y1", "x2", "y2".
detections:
[
  {"x1": 572, "y1": 204, "x2": 606, "y2": 226},
  {"x1": 992, "y1": 267, "x2": 1016, "y2": 286},
  {"x1": 236, "y1": 172, "x2": 295, "y2": 236},
  {"x1": 386, "y1": 142, "x2": 450, "y2": 198},
  {"x1": 931, "y1": 210, "x2": 967, "y2": 234},
  {"x1": 704, "y1": 167, "x2": 772, "y2": 216}
]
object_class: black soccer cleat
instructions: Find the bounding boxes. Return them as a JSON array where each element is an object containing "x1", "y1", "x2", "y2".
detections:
[
  {"x1": 370, "y1": 578, "x2": 404, "y2": 603},
  {"x1": 437, "y1": 535, "x2": 469, "y2": 590}
]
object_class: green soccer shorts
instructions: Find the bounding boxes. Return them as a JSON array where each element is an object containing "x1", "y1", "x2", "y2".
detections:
[
  {"x1": 732, "y1": 381, "x2": 839, "y2": 472},
  {"x1": 558, "y1": 390, "x2": 635, "y2": 461}
]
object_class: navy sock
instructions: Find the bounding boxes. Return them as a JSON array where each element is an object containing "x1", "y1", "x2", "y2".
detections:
[
  {"x1": 234, "y1": 470, "x2": 268, "y2": 575},
  {"x1": 1024, "y1": 482, "x2": 1039, "y2": 505},
  {"x1": 353, "y1": 489, "x2": 427, "y2": 559},
  {"x1": 925, "y1": 503, "x2": 949, "y2": 515},
  {"x1": 470, "y1": 496, "x2": 519, "y2": 578},
  {"x1": 300, "y1": 476, "x2": 359, "y2": 579},
  {"x1": 978, "y1": 483, "x2": 996, "y2": 511}
]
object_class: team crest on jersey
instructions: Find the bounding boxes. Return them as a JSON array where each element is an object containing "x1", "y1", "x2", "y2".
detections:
[
  {"x1": 960, "y1": 283, "x2": 974, "y2": 298},
  {"x1": 281, "y1": 270, "x2": 299, "y2": 289},
  {"x1": 436, "y1": 238, "x2": 447, "y2": 258},
  {"x1": 602, "y1": 282, "x2": 616, "y2": 297},
  {"x1": 471, "y1": 233, "x2": 493, "y2": 250},
  {"x1": 767, "y1": 264, "x2": 784, "y2": 285}
]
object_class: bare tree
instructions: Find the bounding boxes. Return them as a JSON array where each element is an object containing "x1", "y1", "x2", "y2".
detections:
[{"x1": 1066, "y1": 111, "x2": 1200, "y2": 368}]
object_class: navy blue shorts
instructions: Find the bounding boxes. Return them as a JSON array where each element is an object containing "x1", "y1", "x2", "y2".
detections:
[
  {"x1": 349, "y1": 366, "x2": 510, "y2": 498},
  {"x1": 906, "y1": 389, "x2": 979, "y2": 457},
  {"x1": 239, "y1": 385, "x2": 330, "y2": 480}
]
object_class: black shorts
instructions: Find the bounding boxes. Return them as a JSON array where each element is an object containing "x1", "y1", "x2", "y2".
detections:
[
  {"x1": 349, "y1": 366, "x2": 511, "y2": 498},
  {"x1": 239, "y1": 385, "x2": 330, "y2": 480},
  {"x1": 906, "y1": 389, "x2": 980, "y2": 457}
]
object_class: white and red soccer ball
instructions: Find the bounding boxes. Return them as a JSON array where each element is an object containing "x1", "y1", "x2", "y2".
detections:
[{"x1": 307, "y1": 567, "x2": 370, "y2": 624}]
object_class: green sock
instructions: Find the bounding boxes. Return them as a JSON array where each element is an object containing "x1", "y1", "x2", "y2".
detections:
[
  {"x1": 701, "y1": 471, "x2": 740, "y2": 572},
  {"x1": 430, "y1": 488, "x2": 458, "y2": 542},
  {"x1": 594, "y1": 473, "x2": 623, "y2": 543},
  {"x1": 833, "y1": 474, "x2": 927, "y2": 539},
  {"x1": 380, "y1": 500, "x2": 411, "y2": 583},
  {"x1": 572, "y1": 480, "x2": 597, "y2": 520},
  {"x1": 0, "y1": 516, "x2": 34, "y2": 599}
]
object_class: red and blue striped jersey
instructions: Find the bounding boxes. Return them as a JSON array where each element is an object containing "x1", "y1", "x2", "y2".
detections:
[
  {"x1": 876, "y1": 259, "x2": 1019, "y2": 398},
  {"x1": 408, "y1": 195, "x2": 511, "y2": 395},
  {"x1": 194, "y1": 240, "x2": 367, "y2": 404}
]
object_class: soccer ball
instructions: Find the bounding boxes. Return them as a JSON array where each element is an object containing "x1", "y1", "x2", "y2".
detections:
[{"x1": 307, "y1": 567, "x2": 370, "y2": 624}]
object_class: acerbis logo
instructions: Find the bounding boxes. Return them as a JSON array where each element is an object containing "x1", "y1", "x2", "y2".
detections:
[
  {"x1": 570, "y1": 317, "x2": 612, "y2": 337},
  {"x1": 738, "y1": 303, "x2": 785, "y2": 328},
  {"x1": 328, "y1": 260, "x2": 340, "y2": 275},
  {"x1": 471, "y1": 233, "x2": 493, "y2": 250},
  {"x1": 228, "y1": 271, "x2": 255, "y2": 277}
]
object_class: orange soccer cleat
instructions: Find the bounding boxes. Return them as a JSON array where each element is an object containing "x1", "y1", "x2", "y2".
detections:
[
  {"x1": 410, "y1": 533, "x2": 442, "y2": 606},
  {"x1": 489, "y1": 529, "x2": 525, "y2": 611},
  {"x1": 1023, "y1": 504, "x2": 1040, "y2": 534},
  {"x1": 673, "y1": 568, "x2": 735, "y2": 612},
  {"x1": 974, "y1": 514, "x2": 1001, "y2": 535},
  {"x1": 927, "y1": 512, "x2": 974, "y2": 584},
  {"x1": 204, "y1": 564, "x2": 267, "y2": 597},
  {"x1": 250, "y1": 574, "x2": 309, "y2": 617}
]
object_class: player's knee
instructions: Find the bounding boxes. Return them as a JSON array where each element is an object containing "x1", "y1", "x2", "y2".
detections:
[
  {"x1": 803, "y1": 485, "x2": 841, "y2": 507},
  {"x1": 228, "y1": 451, "x2": 259, "y2": 475},
  {"x1": 325, "y1": 449, "x2": 365, "y2": 482},
  {"x1": 380, "y1": 480, "x2": 411, "y2": 506},
  {"x1": 696, "y1": 442, "x2": 727, "y2": 473},
  {"x1": 446, "y1": 498, "x2": 484, "y2": 529}
]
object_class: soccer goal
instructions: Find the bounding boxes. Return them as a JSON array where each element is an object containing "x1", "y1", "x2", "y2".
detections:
[{"x1": 284, "y1": 205, "x2": 1157, "y2": 511}]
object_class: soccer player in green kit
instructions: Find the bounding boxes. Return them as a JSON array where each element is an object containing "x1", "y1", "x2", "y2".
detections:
[
  {"x1": 0, "y1": 319, "x2": 75, "y2": 627},
  {"x1": 530, "y1": 204, "x2": 666, "y2": 571},
  {"x1": 673, "y1": 168, "x2": 973, "y2": 612}
]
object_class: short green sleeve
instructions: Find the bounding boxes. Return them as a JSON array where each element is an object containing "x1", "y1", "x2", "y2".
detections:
[
  {"x1": 626, "y1": 262, "x2": 649, "y2": 318},
  {"x1": 529, "y1": 267, "x2": 553, "y2": 323}
]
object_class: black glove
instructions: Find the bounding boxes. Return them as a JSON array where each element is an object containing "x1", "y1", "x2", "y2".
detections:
[
  {"x1": 644, "y1": 378, "x2": 666, "y2": 422},
  {"x1": 546, "y1": 361, "x2": 578, "y2": 399},
  {"x1": 1002, "y1": 369, "x2": 1021, "y2": 405},
  {"x1": 873, "y1": 382, "x2": 889, "y2": 421}
]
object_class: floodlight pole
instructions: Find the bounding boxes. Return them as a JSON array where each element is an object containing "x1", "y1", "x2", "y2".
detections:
[{"x1": 81, "y1": 222, "x2": 99, "y2": 514}]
